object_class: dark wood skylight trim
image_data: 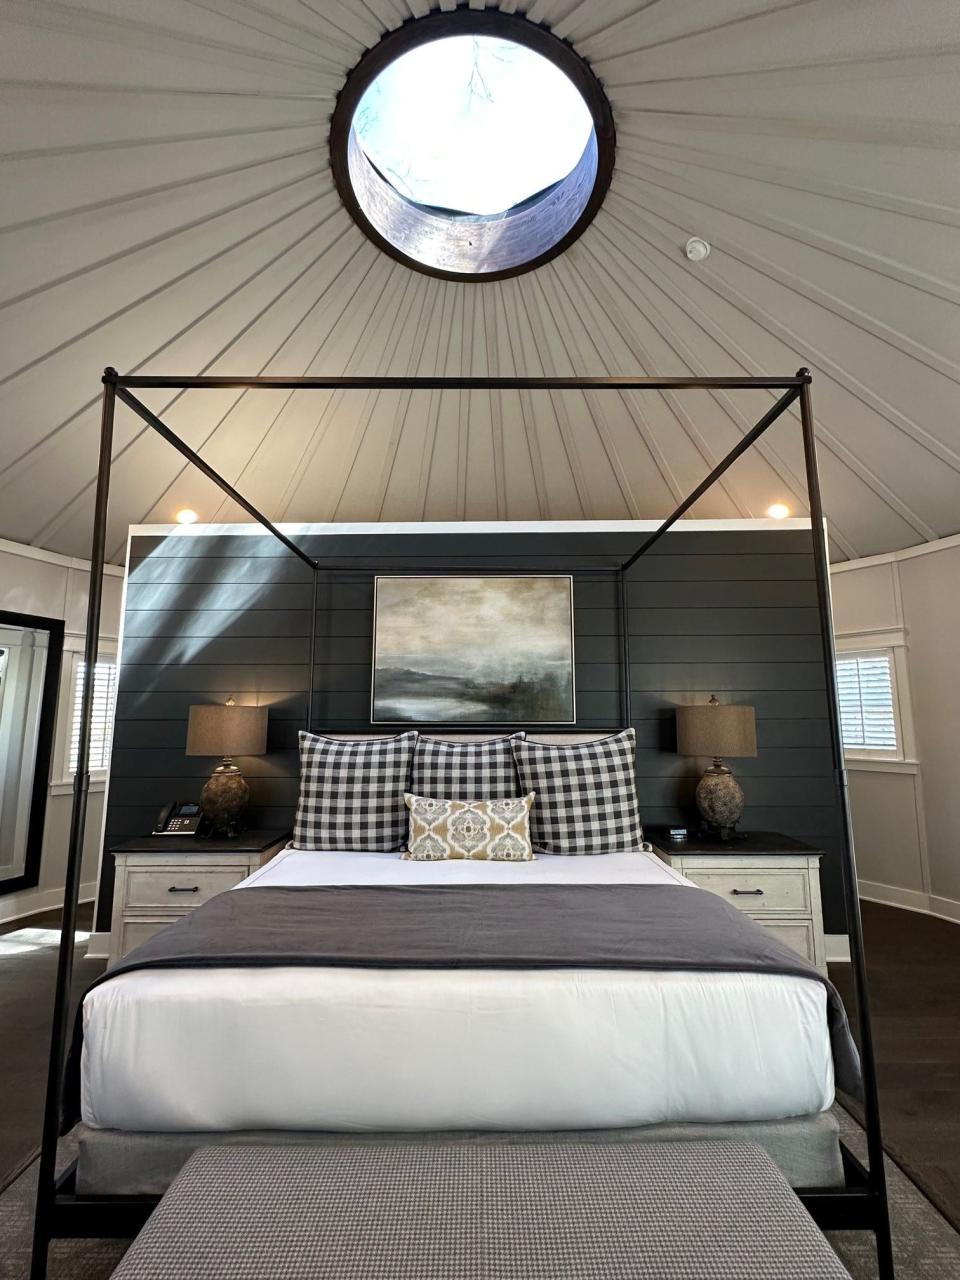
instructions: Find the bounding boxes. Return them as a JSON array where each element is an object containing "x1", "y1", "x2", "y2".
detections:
[{"x1": 328, "y1": 9, "x2": 616, "y2": 282}]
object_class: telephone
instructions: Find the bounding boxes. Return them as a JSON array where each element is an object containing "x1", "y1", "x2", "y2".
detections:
[{"x1": 153, "y1": 800, "x2": 204, "y2": 836}]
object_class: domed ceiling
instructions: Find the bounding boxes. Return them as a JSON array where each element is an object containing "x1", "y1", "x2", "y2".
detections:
[{"x1": 1, "y1": 0, "x2": 958, "y2": 564}]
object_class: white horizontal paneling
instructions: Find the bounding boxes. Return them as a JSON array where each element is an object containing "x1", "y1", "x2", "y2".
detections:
[{"x1": 0, "y1": 0, "x2": 959, "y2": 563}]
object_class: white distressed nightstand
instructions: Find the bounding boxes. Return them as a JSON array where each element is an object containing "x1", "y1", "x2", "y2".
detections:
[
  {"x1": 108, "y1": 831, "x2": 289, "y2": 966},
  {"x1": 647, "y1": 829, "x2": 827, "y2": 974}
]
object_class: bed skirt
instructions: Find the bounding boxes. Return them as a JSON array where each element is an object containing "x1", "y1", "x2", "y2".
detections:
[{"x1": 74, "y1": 1111, "x2": 843, "y2": 1196}]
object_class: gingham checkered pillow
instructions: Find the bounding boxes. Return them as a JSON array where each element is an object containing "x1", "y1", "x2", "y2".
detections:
[
  {"x1": 293, "y1": 731, "x2": 418, "y2": 852},
  {"x1": 411, "y1": 734, "x2": 525, "y2": 801},
  {"x1": 512, "y1": 729, "x2": 648, "y2": 855}
]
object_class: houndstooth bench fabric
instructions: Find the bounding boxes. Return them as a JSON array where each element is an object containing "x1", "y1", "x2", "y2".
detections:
[{"x1": 109, "y1": 1141, "x2": 851, "y2": 1279}]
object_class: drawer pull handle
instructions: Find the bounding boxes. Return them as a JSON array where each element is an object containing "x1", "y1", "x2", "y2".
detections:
[
  {"x1": 168, "y1": 885, "x2": 200, "y2": 894},
  {"x1": 731, "y1": 888, "x2": 764, "y2": 896}
]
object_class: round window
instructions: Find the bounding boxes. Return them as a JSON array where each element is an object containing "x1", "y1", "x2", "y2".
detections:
[{"x1": 329, "y1": 12, "x2": 615, "y2": 281}]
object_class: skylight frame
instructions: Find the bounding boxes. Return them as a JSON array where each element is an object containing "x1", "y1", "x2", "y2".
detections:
[{"x1": 329, "y1": 10, "x2": 616, "y2": 282}]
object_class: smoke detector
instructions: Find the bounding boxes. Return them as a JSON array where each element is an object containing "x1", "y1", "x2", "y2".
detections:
[{"x1": 684, "y1": 237, "x2": 711, "y2": 262}]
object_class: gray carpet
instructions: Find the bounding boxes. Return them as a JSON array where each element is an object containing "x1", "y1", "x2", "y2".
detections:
[
  {"x1": 1, "y1": 1111, "x2": 958, "y2": 1279},
  {"x1": 831, "y1": 1107, "x2": 960, "y2": 1278}
]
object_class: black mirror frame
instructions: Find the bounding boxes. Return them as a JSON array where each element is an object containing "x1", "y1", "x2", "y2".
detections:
[
  {"x1": 0, "y1": 610, "x2": 65, "y2": 896},
  {"x1": 329, "y1": 9, "x2": 616, "y2": 283}
]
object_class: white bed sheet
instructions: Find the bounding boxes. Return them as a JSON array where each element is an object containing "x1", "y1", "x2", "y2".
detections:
[
  {"x1": 82, "y1": 848, "x2": 834, "y2": 1133},
  {"x1": 241, "y1": 845, "x2": 695, "y2": 888}
]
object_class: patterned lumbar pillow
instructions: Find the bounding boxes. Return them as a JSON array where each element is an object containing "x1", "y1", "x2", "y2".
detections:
[
  {"x1": 403, "y1": 793, "x2": 536, "y2": 861},
  {"x1": 411, "y1": 733, "x2": 526, "y2": 801},
  {"x1": 294, "y1": 731, "x2": 418, "y2": 853},
  {"x1": 511, "y1": 729, "x2": 649, "y2": 856}
]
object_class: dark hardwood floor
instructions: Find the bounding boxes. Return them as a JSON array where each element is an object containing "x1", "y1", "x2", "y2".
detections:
[
  {"x1": 831, "y1": 900, "x2": 960, "y2": 1230},
  {"x1": 0, "y1": 903, "x2": 104, "y2": 1191}
]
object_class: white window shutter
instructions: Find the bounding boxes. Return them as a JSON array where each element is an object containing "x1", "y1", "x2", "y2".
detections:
[
  {"x1": 69, "y1": 660, "x2": 118, "y2": 773},
  {"x1": 836, "y1": 651, "x2": 898, "y2": 753}
]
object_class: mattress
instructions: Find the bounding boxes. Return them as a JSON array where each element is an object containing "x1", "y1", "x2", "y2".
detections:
[{"x1": 81, "y1": 848, "x2": 835, "y2": 1133}]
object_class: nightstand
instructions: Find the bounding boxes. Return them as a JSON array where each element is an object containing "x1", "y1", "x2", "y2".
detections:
[
  {"x1": 108, "y1": 831, "x2": 290, "y2": 966},
  {"x1": 647, "y1": 828, "x2": 827, "y2": 974}
]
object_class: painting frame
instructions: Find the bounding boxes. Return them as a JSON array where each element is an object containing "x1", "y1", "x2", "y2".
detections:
[{"x1": 371, "y1": 574, "x2": 576, "y2": 725}]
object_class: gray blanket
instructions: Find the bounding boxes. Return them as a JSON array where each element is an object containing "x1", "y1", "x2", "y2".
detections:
[{"x1": 65, "y1": 883, "x2": 860, "y2": 1128}]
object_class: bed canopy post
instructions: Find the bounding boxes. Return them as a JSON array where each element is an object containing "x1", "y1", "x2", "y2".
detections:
[
  {"x1": 798, "y1": 374, "x2": 894, "y2": 1279},
  {"x1": 30, "y1": 369, "x2": 118, "y2": 1280}
]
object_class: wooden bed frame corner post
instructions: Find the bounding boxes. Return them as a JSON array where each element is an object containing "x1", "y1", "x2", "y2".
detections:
[
  {"x1": 30, "y1": 367, "x2": 118, "y2": 1280},
  {"x1": 798, "y1": 370, "x2": 895, "y2": 1280}
]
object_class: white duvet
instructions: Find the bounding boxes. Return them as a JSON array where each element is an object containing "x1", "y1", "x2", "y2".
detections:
[{"x1": 81, "y1": 847, "x2": 834, "y2": 1132}]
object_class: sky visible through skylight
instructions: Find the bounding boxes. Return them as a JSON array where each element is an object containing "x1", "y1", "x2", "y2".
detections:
[{"x1": 353, "y1": 36, "x2": 594, "y2": 217}]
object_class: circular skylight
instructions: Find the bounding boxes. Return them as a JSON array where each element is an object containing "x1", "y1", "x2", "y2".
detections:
[
  {"x1": 353, "y1": 37, "x2": 594, "y2": 217},
  {"x1": 330, "y1": 13, "x2": 615, "y2": 281}
]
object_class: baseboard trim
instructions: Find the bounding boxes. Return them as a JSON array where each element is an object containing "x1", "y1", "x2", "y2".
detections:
[
  {"x1": 0, "y1": 882, "x2": 96, "y2": 926},
  {"x1": 825, "y1": 934, "x2": 850, "y2": 962},
  {"x1": 859, "y1": 879, "x2": 960, "y2": 927},
  {"x1": 929, "y1": 895, "x2": 960, "y2": 925},
  {"x1": 859, "y1": 881, "x2": 930, "y2": 913}
]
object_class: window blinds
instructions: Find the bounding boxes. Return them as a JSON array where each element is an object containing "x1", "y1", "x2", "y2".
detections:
[
  {"x1": 836, "y1": 651, "x2": 898, "y2": 752},
  {"x1": 68, "y1": 660, "x2": 117, "y2": 772}
]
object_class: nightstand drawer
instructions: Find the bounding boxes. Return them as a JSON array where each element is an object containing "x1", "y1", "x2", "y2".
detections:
[
  {"x1": 118, "y1": 916, "x2": 178, "y2": 957},
  {"x1": 125, "y1": 867, "x2": 247, "y2": 908},
  {"x1": 757, "y1": 917, "x2": 817, "y2": 965},
  {"x1": 682, "y1": 868, "x2": 810, "y2": 913}
]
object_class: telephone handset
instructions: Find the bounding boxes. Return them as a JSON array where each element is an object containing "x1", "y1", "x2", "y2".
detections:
[{"x1": 153, "y1": 801, "x2": 203, "y2": 836}]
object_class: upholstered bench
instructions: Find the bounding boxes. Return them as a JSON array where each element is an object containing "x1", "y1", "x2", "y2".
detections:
[{"x1": 109, "y1": 1141, "x2": 851, "y2": 1279}]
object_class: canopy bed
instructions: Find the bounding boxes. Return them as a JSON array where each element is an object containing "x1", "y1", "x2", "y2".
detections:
[{"x1": 31, "y1": 367, "x2": 894, "y2": 1280}]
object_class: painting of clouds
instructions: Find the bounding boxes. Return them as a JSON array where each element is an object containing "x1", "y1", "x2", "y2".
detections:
[{"x1": 372, "y1": 577, "x2": 575, "y2": 724}]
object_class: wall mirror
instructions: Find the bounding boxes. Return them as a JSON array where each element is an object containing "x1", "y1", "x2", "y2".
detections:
[{"x1": 0, "y1": 611, "x2": 63, "y2": 894}]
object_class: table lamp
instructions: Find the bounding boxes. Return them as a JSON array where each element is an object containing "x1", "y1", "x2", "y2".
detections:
[
  {"x1": 676, "y1": 695, "x2": 757, "y2": 840},
  {"x1": 186, "y1": 698, "x2": 268, "y2": 836}
]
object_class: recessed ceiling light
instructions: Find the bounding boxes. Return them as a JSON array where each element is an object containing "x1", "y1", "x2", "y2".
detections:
[
  {"x1": 766, "y1": 503, "x2": 790, "y2": 520},
  {"x1": 175, "y1": 508, "x2": 198, "y2": 525},
  {"x1": 684, "y1": 236, "x2": 710, "y2": 262}
]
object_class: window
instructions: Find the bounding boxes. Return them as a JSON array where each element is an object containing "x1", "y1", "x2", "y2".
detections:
[
  {"x1": 836, "y1": 650, "x2": 899, "y2": 755},
  {"x1": 68, "y1": 659, "x2": 117, "y2": 774},
  {"x1": 330, "y1": 11, "x2": 615, "y2": 280}
]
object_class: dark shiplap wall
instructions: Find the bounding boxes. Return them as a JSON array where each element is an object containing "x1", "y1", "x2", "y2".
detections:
[{"x1": 99, "y1": 527, "x2": 844, "y2": 931}]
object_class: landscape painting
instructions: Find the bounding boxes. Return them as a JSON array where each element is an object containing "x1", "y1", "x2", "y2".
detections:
[{"x1": 372, "y1": 576, "x2": 575, "y2": 724}]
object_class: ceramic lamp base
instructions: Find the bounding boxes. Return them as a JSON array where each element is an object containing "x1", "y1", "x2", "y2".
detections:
[
  {"x1": 694, "y1": 760, "x2": 746, "y2": 842},
  {"x1": 200, "y1": 758, "x2": 249, "y2": 837}
]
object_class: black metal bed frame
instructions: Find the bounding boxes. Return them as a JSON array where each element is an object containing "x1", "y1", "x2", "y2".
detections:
[{"x1": 31, "y1": 367, "x2": 894, "y2": 1279}]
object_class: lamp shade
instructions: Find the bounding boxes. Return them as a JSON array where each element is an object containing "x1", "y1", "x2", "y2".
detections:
[
  {"x1": 185, "y1": 703, "x2": 268, "y2": 757},
  {"x1": 676, "y1": 698, "x2": 757, "y2": 760}
]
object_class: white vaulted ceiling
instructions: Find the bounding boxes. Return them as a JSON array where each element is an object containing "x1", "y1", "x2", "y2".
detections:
[{"x1": 1, "y1": 0, "x2": 959, "y2": 564}]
